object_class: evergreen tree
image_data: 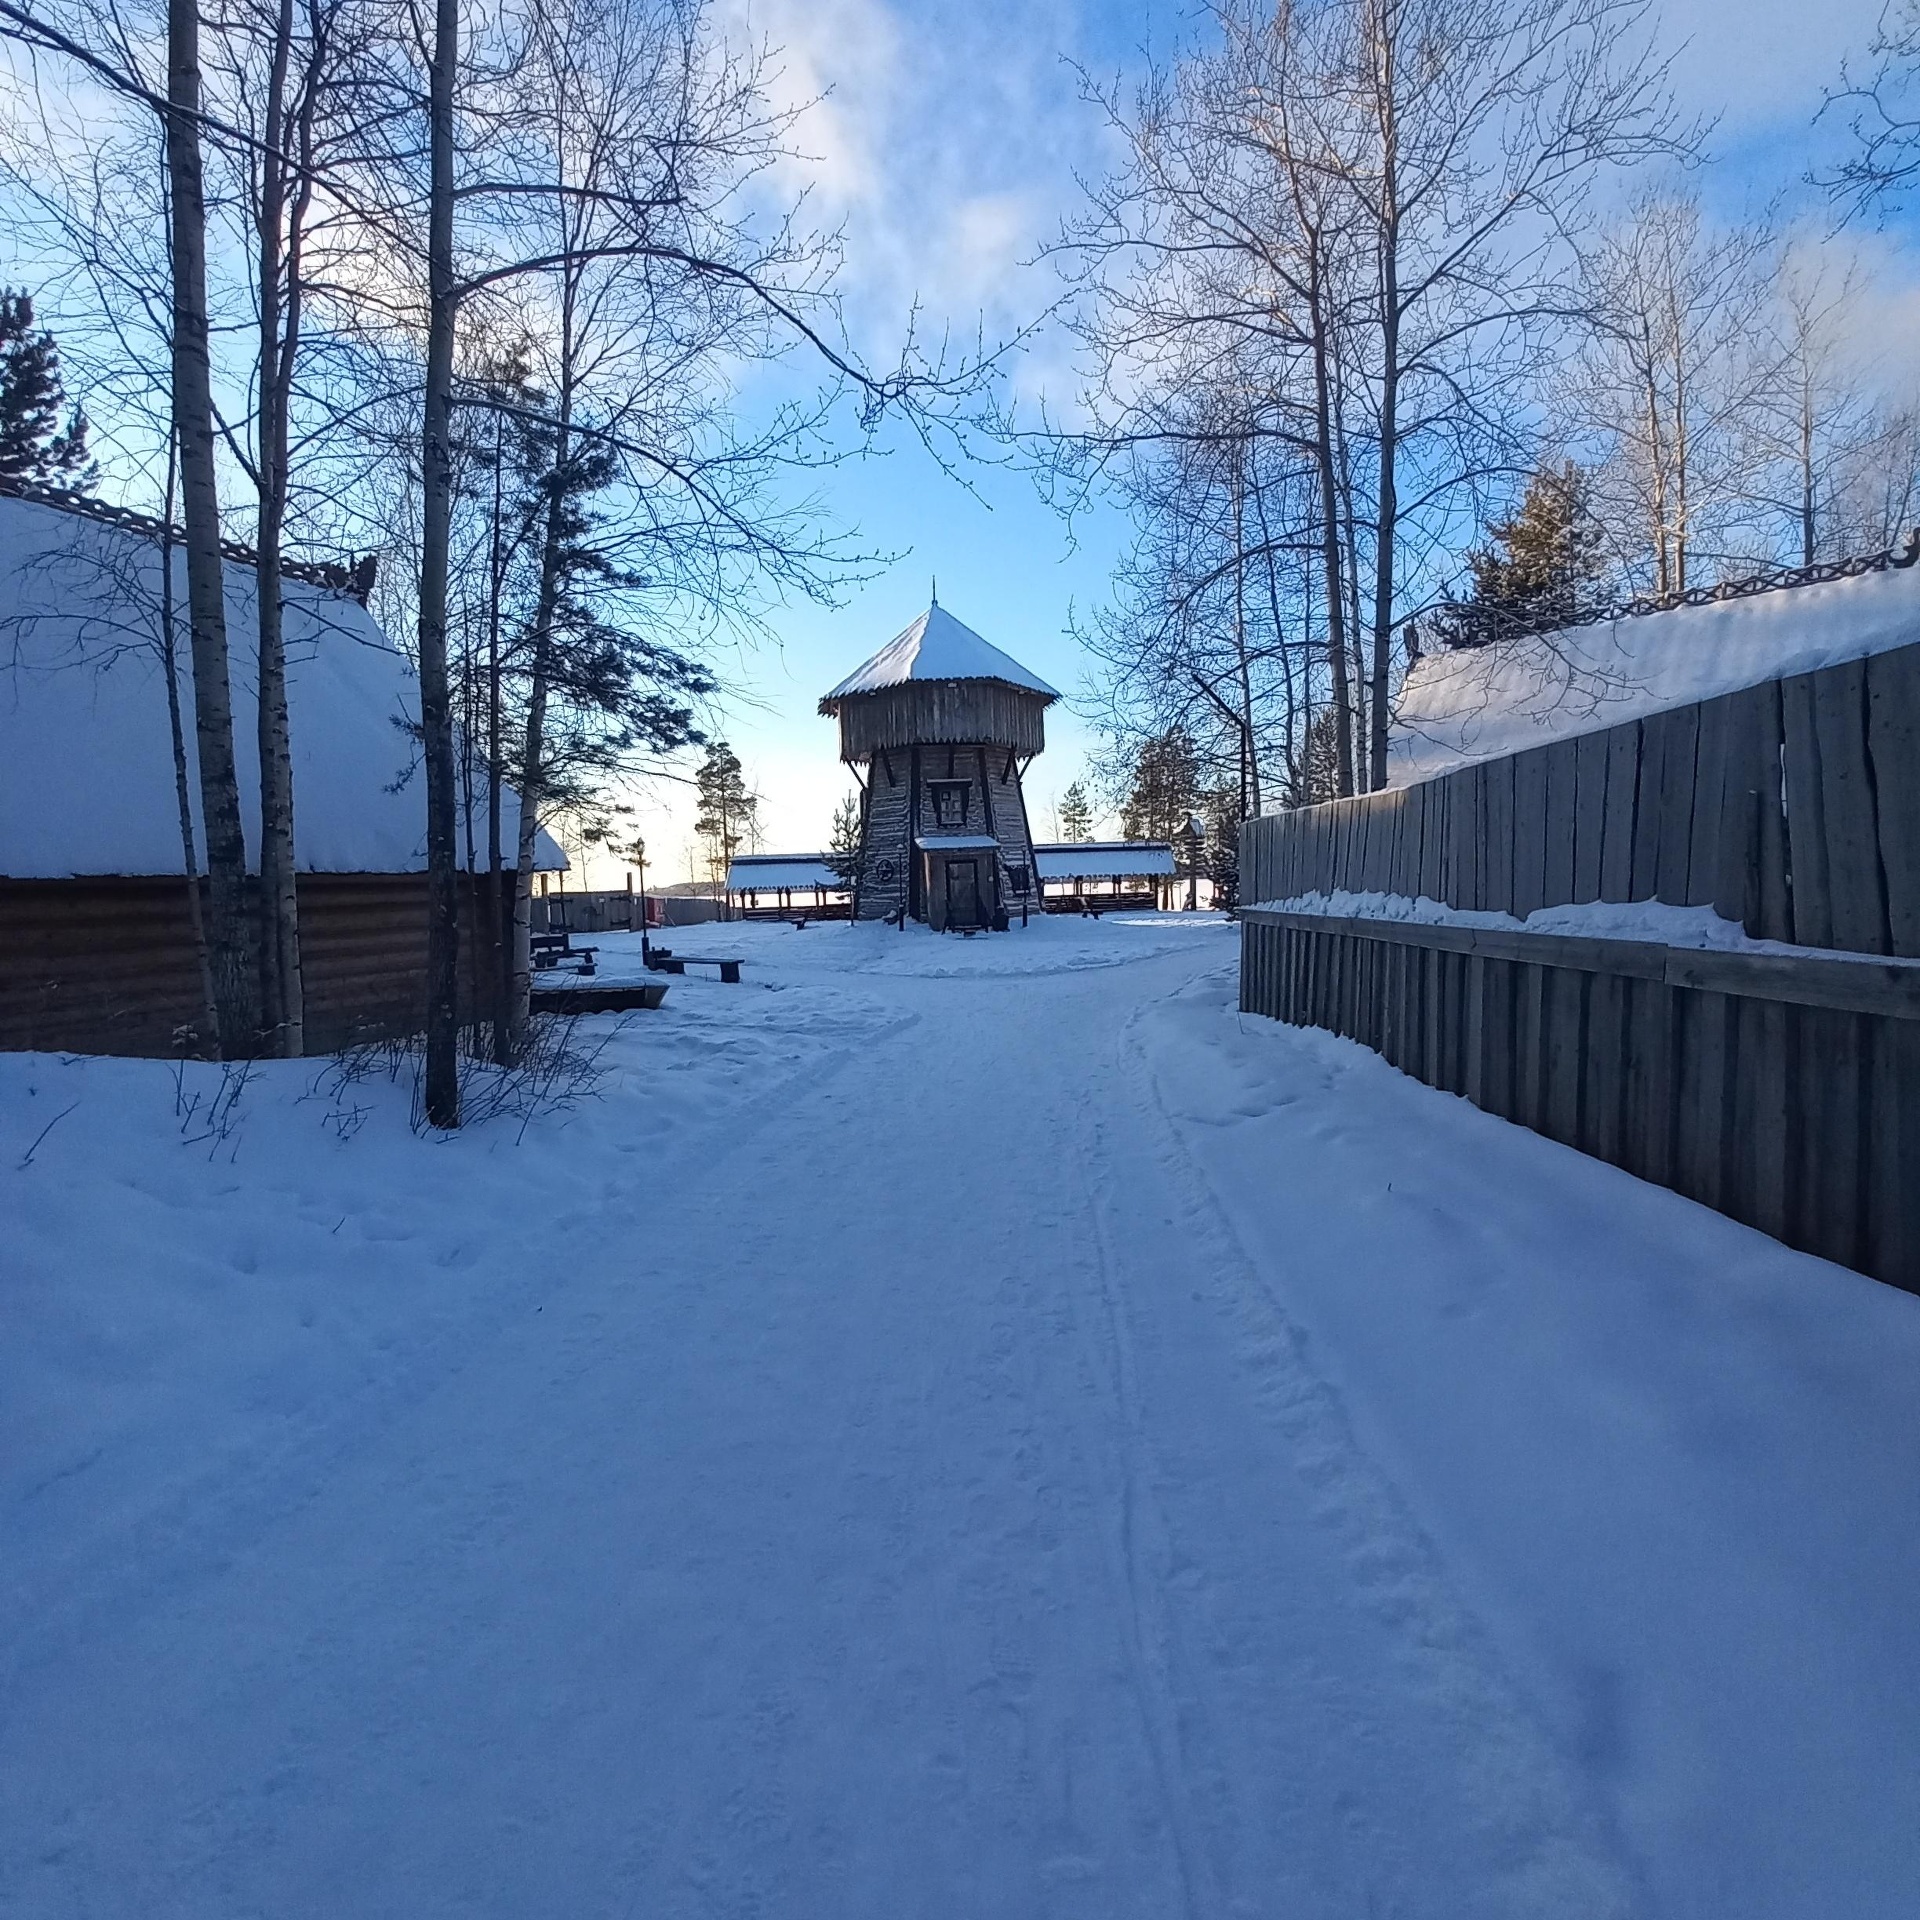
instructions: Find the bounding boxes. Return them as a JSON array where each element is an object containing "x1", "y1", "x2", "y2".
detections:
[
  {"x1": 1454, "y1": 463, "x2": 1606, "y2": 642},
  {"x1": 0, "y1": 292, "x2": 90, "y2": 486},
  {"x1": 1200, "y1": 785, "x2": 1241, "y2": 909},
  {"x1": 693, "y1": 742, "x2": 758, "y2": 891},
  {"x1": 1057, "y1": 780, "x2": 1095, "y2": 842},
  {"x1": 826, "y1": 790, "x2": 862, "y2": 885},
  {"x1": 1120, "y1": 729, "x2": 1200, "y2": 841}
]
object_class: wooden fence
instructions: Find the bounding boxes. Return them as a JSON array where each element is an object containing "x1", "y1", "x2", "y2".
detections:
[
  {"x1": 1242, "y1": 639, "x2": 1920, "y2": 953},
  {"x1": 1238, "y1": 636, "x2": 1920, "y2": 1294}
]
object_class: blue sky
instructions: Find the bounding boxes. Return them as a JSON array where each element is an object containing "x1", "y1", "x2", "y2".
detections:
[{"x1": 588, "y1": 0, "x2": 1920, "y2": 884}]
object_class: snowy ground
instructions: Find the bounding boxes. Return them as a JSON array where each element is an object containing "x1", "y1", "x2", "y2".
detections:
[{"x1": 4, "y1": 912, "x2": 1917, "y2": 1918}]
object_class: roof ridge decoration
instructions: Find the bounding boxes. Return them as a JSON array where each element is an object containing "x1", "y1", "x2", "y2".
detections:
[
  {"x1": 820, "y1": 601, "x2": 1060, "y2": 708},
  {"x1": 0, "y1": 474, "x2": 379, "y2": 603},
  {"x1": 1429, "y1": 527, "x2": 1920, "y2": 654}
]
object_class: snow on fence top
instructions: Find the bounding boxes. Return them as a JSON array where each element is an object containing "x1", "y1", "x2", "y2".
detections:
[
  {"x1": 820, "y1": 602, "x2": 1059, "y2": 705},
  {"x1": 1034, "y1": 841, "x2": 1176, "y2": 879},
  {"x1": 0, "y1": 494, "x2": 562, "y2": 878},
  {"x1": 1389, "y1": 552, "x2": 1920, "y2": 787},
  {"x1": 727, "y1": 855, "x2": 844, "y2": 892}
]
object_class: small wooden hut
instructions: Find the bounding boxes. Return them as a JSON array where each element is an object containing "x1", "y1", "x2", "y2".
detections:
[
  {"x1": 819, "y1": 601, "x2": 1058, "y2": 930},
  {"x1": 0, "y1": 484, "x2": 562, "y2": 1055}
]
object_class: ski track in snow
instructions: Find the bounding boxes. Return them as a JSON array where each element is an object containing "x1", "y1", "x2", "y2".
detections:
[{"x1": 3, "y1": 915, "x2": 1916, "y2": 1917}]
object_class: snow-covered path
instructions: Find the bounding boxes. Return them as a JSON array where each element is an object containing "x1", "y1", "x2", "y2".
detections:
[{"x1": 5, "y1": 919, "x2": 1917, "y2": 1917}]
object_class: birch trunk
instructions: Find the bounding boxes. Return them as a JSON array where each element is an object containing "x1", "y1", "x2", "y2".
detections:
[
  {"x1": 167, "y1": 0, "x2": 255, "y2": 1056},
  {"x1": 1368, "y1": 15, "x2": 1400, "y2": 795},
  {"x1": 253, "y1": 0, "x2": 306, "y2": 1056},
  {"x1": 160, "y1": 442, "x2": 219, "y2": 1048},
  {"x1": 508, "y1": 386, "x2": 574, "y2": 1060},
  {"x1": 419, "y1": 0, "x2": 463, "y2": 1126}
]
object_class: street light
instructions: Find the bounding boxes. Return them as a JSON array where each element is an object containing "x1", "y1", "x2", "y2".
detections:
[
  {"x1": 633, "y1": 836, "x2": 651, "y2": 964},
  {"x1": 1176, "y1": 813, "x2": 1206, "y2": 912}
]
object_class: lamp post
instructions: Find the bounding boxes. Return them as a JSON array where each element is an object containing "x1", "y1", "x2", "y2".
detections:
[
  {"x1": 634, "y1": 836, "x2": 651, "y2": 965},
  {"x1": 1177, "y1": 813, "x2": 1205, "y2": 911}
]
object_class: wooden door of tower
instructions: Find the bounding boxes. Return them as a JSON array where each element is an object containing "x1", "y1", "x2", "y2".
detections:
[{"x1": 944, "y1": 859, "x2": 984, "y2": 929}]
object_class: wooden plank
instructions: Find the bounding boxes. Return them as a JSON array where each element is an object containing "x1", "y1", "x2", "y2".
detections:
[
  {"x1": 1511, "y1": 747, "x2": 1550, "y2": 919},
  {"x1": 1443, "y1": 768, "x2": 1474, "y2": 910},
  {"x1": 1428, "y1": 778, "x2": 1453, "y2": 903},
  {"x1": 1673, "y1": 987, "x2": 1732, "y2": 1212},
  {"x1": 1600, "y1": 723, "x2": 1640, "y2": 902},
  {"x1": 1620, "y1": 976, "x2": 1677, "y2": 1189},
  {"x1": 1580, "y1": 968, "x2": 1626, "y2": 1166},
  {"x1": 1470, "y1": 958, "x2": 1501, "y2": 1116},
  {"x1": 1712, "y1": 680, "x2": 1791, "y2": 940},
  {"x1": 1463, "y1": 954, "x2": 1487, "y2": 1104},
  {"x1": 1368, "y1": 792, "x2": 1397, "y2": 893},
  {"x1": 1788, "y1": 1005, "x2": 1867, "y2": 1271},
  {"x1": 1811, "y1": 656, "x2": 1890, "y2": 954},
  {"x1": 1686, "y1": 692, "x2": 1731, "y2": 908},
  {"x1": 1572, "y1": 729, "x2": 1608, "y2": 903},
  {"x1": 1629, "y1": 718, "x2": 1665, "y2": 901},
  {"x1": 1780, "y1": 670, "x2": 1832, "y2": 948},
  {"x1": 1541, "y1": 965, "x2": 1585, "y2": 1146},
  {"x1": 1481, "y1": 753, "x2": 1515, "y2": 915},
  {"x1": 1734, "y1": 995, "x2": 1789, "y2": 1244},
  {"x1": 1867, "y1": 644, "x2": 1920, "y2": 958},
  {"x1": 1649, "y1": 704, "x2": 1700, "y2": 905},
  {"x1": 1866, "y1": 1013, "x2": 1920, "y2": 1292},
  {"x1": 1597, "y1": 721, "x2": 1643, "y2": 902},
  {"x1": 1244, "y1": 907, "x2": 1920, "y2": 1021},
  {"x1": 1542, "y1": 738, "x2": 1579, "y2": 909}
]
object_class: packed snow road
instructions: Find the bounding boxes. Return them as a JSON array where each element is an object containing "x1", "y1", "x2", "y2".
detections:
[{"x1": 4, "y1": 916, "x2": 1918, "y2": 1918}]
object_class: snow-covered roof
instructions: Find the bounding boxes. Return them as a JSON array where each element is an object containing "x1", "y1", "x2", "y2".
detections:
[
  {"x1": 1035, "y1": 841, "x2": 1176, "y2": 879},
  {"x1": 0, "y1": 494, "x2": 564, "y2": 877},
  {"x1": 1390, "y1": 560, "x2": 1920, "y2": 786},
  {"x1": 821, "y1": 603, "x2": 1059, "y2": 705},
  {"x1": 727, "y1": 854, "x2": 844, "y2": 892}
]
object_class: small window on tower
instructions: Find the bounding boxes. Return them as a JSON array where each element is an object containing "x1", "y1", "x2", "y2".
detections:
[{"x1": 929, "y1": 781, "x2": 969, "y2": 829}]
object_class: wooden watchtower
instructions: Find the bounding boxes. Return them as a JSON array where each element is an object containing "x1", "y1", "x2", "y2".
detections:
[{"x1": 820, "y1": 601, "x2": 1058, "y2": 930}]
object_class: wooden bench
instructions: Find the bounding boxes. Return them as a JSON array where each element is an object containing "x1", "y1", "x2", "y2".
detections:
[
  {"x1": 649, "y1": 953, "x2": 744, "y2": 983},
  {"x1": 529, "y1": 981, "x2": 669, "y2": 1013},
  {"x1": 531, "y1": 930, "x2": 598, "y2": 975}
]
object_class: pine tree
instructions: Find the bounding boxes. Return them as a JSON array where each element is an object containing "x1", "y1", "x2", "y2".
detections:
[
  {"x1": 694, "y1": 742, "x2": 758, "y2": 895},
  {"x1": 826, "y1": 790, "x2": 862, "y2": 885},
  {"x1": 1456, "y1": 463, "x2": 1606, "y2": 641},
  {"x1": 1057, "y1": 780, "x2": 1095, "y2": 842},
  {"x1": 1120, "y1": 730, "x2": 1200, "y2": 842},
  {"x1": 0, "y1": 292, "x2": 90, "y2": 486},
  {"x1": 1200, "y1": 785, "x2": 1241, "y2": 909}
]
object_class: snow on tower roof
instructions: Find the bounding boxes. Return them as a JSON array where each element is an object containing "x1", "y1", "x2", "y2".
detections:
[
  {"x1": 820, "y1": 602, "x2": 1059, "y2": 706},
  {"x1": 1389, "y1": 557, "x2": 1920, "y2": 786},
  {"x1": 0, "y1": 493, "x2": 564, "y2": 877}
]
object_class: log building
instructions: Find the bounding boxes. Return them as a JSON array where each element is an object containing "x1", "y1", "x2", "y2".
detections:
[
  {"x1": 0, "y1": 487, "x2": 562, "y2": 1056},
  {"x1": 819, "y1": 601, "x2": 1058, "y2": 930}
]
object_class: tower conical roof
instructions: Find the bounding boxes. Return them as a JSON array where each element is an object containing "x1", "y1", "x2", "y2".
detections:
[{"x1": 820, "y1": 603, "x2": 1059, "y2": 708}]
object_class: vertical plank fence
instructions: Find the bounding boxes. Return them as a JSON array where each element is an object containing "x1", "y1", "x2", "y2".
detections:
[{"x1": 1239, "y1": 636, "x2": 1920, "y2": 1293}]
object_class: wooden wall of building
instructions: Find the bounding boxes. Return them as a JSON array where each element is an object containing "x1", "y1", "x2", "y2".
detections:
[
  {"x1": 851, "y1": 742, "x2": 1042, "y2": 923},
  {"x1": 831, "y1": 681, "x2": 1047, "y2": 763},
  {"x1": 1242, "y1": 638, "x2": 1920, "y2": 955},
  {"x1": 0, "y1": 873, "x2": 500, "y2": 1057}
]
